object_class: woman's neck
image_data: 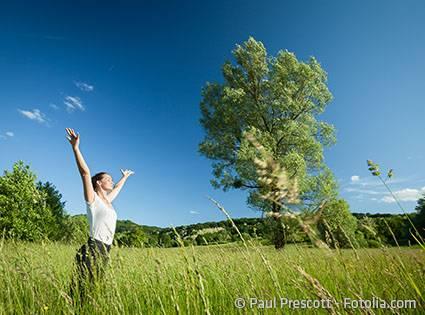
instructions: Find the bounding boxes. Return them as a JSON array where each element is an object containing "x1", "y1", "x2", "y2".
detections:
[{"x1": 95, "y1": 188, "x2": 109, "y2": 200}]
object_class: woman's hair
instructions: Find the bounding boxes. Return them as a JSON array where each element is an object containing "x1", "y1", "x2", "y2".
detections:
[{"x1": 91, "y1": 172, "x2": 109, "y2": 190}]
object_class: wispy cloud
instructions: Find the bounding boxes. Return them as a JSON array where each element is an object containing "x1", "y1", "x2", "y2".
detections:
[
  {"x1": 18, "y1": 109, "x2": 47, "y2": 123},
  {"x1": 74, "y1": 81, "x2": 94, "y2": 92},
  {"x1": 49, "y1": 103, "x2": 59, "y2": 110},
  {"x1": 352, "y1": 194, "x2": 364, "y2": 200},
  {"x1": 0, "y1": 131, "x2": 14, "y2": 140},
  {"x1": 342, "y1": 175, "x2": 410, "y2": 189},
  {"x1": 64, "y1": 96, "x2": 84, "y2": 112},
  {"x1": 345, "y1": 187, "x2": 383, "y2": 195},
  {"x1": 351, "y1": 175, "x2": 360, "y2": 182},
  {"x1": 189, "y1": 210, "x2": 200, "y2": 215},
  {"x1": 381, "y1": 187, "x2": 425, "y2": 203},
  {"x1": 407, "y1": 155, "x2": 423, "y2": 161}
]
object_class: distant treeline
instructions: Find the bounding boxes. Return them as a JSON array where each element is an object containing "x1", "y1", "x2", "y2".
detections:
[
  {"x1": 111, "y1": 212, "x2": 421, "y2": 248},
  {"x1": 1, "y1": 161, "x2": 424, "y2": 248}
]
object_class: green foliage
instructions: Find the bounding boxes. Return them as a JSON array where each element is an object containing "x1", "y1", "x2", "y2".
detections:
[
  {"x1": 374, "y1": 215, "x2": 412, "y2": 246},
  {"x1": 355, "y1": 216, "x2": 381, "y2": 248},
  {"x1": 0, "y1": 161, "x2": 55, "y2": 241},
  {"x1": 62, "y1": 214, "x2": 89, "y2": 245},
  {"x1": 414, "y1": 194, "x2": 425, "y2": 239},
  {"x1": 115, "y1": 227, "x2": 146, "y2": 248},
  {"x1": 317, "y1": 198, "x2": 357, "y2": 248},
  {"x1": 125, "y1": 213, "x2": 419, "y2": 249},
  {"x1": 36, "y1": 181, "x2": 68, "y2": 241},
  {"x1": 199, "y1": 37, "x2": 337, "y2": 214},
  {"x1": 194, "y1": 229, "x2": 231, "y2": 246},
  {"x1": 158, "y1": 232, "x2": 174, "y2": 248}
]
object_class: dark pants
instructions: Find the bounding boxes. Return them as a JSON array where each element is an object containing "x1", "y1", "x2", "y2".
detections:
[{"x1": 69, "y1": 237, "x2": 111, "y2": 304}]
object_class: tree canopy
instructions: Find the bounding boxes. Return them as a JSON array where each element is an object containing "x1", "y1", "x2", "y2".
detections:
[{"x1": 199, "y1": 37, "x2": 337, "y2": 214}]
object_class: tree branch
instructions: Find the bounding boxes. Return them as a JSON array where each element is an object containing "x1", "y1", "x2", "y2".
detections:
[{"x1": 241, "y1": 183, "x2": 261, "y2": 189}]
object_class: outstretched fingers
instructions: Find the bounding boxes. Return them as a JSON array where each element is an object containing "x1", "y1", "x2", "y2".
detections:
[
  {"x1": 65, "y1": 128, "x2": 78, "y2": 138},
  {"x1": 65, "y1": 128, "x2": 72, "y2": 141},
  {"x1": 65, "y1": 128, "x2": 80, "y2": 146},
  {"x1": 121, "y1": 169, "x2": 135, "y2": 177}
]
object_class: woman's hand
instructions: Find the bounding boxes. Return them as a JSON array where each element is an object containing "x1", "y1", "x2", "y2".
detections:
[
  {"x1": 120, "y1": 169, "x2": 135, "y2": 178},
  {"x1": 66, "y1": 128, "x2": 80, "y2": 149},
  {"x1": 107, "y1": 169, "x2": 135, "y2": 202}
]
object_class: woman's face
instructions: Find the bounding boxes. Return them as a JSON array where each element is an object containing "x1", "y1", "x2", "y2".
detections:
[{"x1": 98, "y1": 174, "x2": 114, "y2": 192}]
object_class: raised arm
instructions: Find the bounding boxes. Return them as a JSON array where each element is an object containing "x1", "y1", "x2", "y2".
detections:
[
  {"x1": 66, "y1": 128, "x2": 95, "y2": 204},
  {"x1": 107, "y1": 169, "x2": 134, "y2": 202}
]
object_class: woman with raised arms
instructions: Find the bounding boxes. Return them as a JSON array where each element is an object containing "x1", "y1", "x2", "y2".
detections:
[{"x1": 66, "y1": 127, "x2": 134, "y2": 304}]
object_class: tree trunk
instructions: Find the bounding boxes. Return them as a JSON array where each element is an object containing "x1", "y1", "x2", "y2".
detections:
[
  {"x1": 273, "y1": 217, "x2": 286, "y2": 249},
  {"x1": 271, "y1": 202, "x2": 286, "y2": 249}
]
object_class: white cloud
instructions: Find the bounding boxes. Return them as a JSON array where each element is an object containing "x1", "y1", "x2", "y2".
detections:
[
  {"x1": 64, "y1": 96, "x2": 84, "y2": 112},
  {"x1": 345, "y1": 187, "x2": 383, "y2": 195},
  {"x1": 346, "y1": 175, "x2": 409, "y2": 188},
  {"x1": 49, "y1": 103, "x2": 59, "y2": 110},
  {"x1": 74, "y1": 81, "x2": 94, "y2": 92},
  {"x1": 18, "y1": 109, "x2": 47, "y2": 123},
  {"x1": 189, "y1": 210, "x2": 200, "y2": 215},
  {"x1": 0, "y1": 131, "x2": 14, "y2": 140},
  {"x1": 381, "y1": 187, "x2": 425, "y2": 203},
  {"x1": 351, "y1": 175, "x2": 360, "y2": 182}
]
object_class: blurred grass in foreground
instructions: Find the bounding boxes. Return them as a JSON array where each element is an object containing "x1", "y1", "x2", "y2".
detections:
[{"x1": 0, "y1": 238, "x2": 424, "y2": 314}]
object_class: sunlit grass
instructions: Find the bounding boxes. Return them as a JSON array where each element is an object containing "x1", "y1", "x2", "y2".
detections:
[{"x1": 1, "y1": 237, "x2": 424, "y2": 314}]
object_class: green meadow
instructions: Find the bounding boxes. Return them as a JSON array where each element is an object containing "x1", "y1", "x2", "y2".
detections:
[{"x1": 1, "y1": 238, "x2": 423, "y2": 314}]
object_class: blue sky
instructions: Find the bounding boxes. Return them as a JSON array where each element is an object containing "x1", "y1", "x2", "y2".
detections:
[{"x1": 1, "y1": 1, "x2": 425, "y2": 227}]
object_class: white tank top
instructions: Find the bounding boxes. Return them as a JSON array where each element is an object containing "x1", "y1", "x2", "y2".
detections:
[{"x1": 86, "y1": 193, "x2": 117, "y2": 245}]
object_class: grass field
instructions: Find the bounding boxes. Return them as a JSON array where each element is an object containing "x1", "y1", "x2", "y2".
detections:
[{"x1": 1, "y1": 238, "x2": 424, "y2": 315}]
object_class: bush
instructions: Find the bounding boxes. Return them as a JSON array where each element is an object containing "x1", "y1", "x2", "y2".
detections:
[{"x1": 317, "y1": 198, "x2": 357, "y2": 248}]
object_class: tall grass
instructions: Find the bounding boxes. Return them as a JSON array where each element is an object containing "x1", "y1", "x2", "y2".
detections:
[{"x1": 0, "y1": 229, "x2": 424, "y2": 314}]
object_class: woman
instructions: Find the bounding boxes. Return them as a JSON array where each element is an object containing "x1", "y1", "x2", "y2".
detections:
[{"x1": 66, "y1": 127, "x2": 134, "y2": 303}]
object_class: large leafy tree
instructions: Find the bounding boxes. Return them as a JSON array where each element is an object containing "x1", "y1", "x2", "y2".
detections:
[{"x1": 199, "y1": 37, "x2": 337, "y2": 222}]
